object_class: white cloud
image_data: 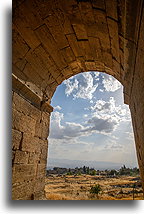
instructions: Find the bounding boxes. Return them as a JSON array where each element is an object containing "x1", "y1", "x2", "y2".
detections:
[
  {"x1": 64, "y1": 72, "x2": 99, "y2": 100},
  {"x1": 64, "y1": 77, "x2": 79, "y2": 96},
  {"x1": 86, "y1": 115, "x2": 118, "y2": 133},
  {"x1": 104, "y1": 140, "x2": 124, "y2": 151},
  {"x1": 54, "y1": 105, "x2": 62, "y2": 111},
  {"x1": 102, "y1": 75, "x2": 121, "y2": 92},
  {"x1": 50, "y1": 96, "x2": 131, "y2": 141},
  {"x1": 90, "y1": 97, "x2": 130, "y2": 122},
  {"x1": 49, "y1": 111, "x2": 88, "y2": 140}
]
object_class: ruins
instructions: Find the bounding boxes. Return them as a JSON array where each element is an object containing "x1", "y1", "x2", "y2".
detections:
[{"x1": 12, "y1": 0, "x2": 144, "y2": 199}]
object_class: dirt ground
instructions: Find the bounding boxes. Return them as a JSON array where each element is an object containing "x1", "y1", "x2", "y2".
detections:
[{"x1": 45, "y1": 175, "x2": 144, "y2": 200}]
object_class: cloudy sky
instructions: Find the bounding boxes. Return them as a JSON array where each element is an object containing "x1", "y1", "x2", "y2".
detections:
[{"x1": 47, "y1": 71, "x2": 138, "y2": 168}]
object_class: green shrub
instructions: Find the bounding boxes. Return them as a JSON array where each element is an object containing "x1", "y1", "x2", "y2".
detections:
[{"x1": 89, "y1": 184, "x2": 102, "y2": 198}]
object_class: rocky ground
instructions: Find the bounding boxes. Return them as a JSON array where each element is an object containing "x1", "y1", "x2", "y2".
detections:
[{"x1": 45, "y1": 175, "x2": 144, "y2": 200}]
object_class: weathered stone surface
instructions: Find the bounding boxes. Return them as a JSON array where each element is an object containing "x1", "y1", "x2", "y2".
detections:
[
  {"x1": 14, "y1": 150, "x2": 29, "y2": 164},
  {"x1": 37, "y1": 164, "x2": 46, "y2": 178},
  {"x1": 12, "y1": 164, "x2": 37, "y2": 183},
  {"x1": 12, "y1": 109, "x2": 36, "y2": 134},
  {"x1": 12, "y1": 129, "x2": 22, "y2": 150},
  {"x1": 12, "y1": 181, "x2": 35, "y2": 200}
]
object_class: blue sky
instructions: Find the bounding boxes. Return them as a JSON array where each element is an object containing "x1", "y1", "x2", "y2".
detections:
[{"x1": 48, "y1": 71, "x2": 138, "y2": 168}]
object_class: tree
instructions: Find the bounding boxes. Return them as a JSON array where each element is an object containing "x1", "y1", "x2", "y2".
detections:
[
  {"x1": 90, "y1": 170, "x2": 96, "y2": 176},
  {"x1": 86, "y1": 167, "x2": 90, "y2": 174},
  {"x1": 83, "y1": 166, "x2": 86, "y2": 174},
  {"x1": 89, "y1": 184, "x2": 102, "y2": 199}
]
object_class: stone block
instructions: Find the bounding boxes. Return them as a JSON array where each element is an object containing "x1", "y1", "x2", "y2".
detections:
[
  {"x1": 45, "y1": 16, "x2": 69, "y2": 49},
  {"x1": 12, "y1": 164, "x2": 37, "y2": 183},
  {"x1": 13, "y1": 8, "x2": 41, "y2": 49},
  {"x1": 12, "y1": 180, "x2": 35, "y2": 200},
  {"x1": 12, "y1": 129, "x2": 22, "y2": 150},
  {"x1": 60, "y1": 46, "x2": 76, "y2": 64},
  {"x1": 107, "y1": 18, "x2": 120, "y2": 62},
  {"x1": 12, "y1": 109, "x2": 36, "y2": 134},
  {"x1": 78, "y1": 40, "x2": 93, "y2": 61},
  {"x1": 72, "y1": 23, "x2": 88, "y2": 40},
  {"x1": 23, "y1": 63, "x2": 43, "y2": 88},
  {"x1": 79, "y1": 1, "x2": 95, "y2": 24},
  {"x1": 61, "y1": 66, "x2": 74, "y2": 79},
  {"x1": 105, "y1": 0, "x2": 118, "y2": 21},
  {"x1": 88, "y1": 37, "x2": 102, "y2": 61},
  {"x1": 13, "y1": 92, "x2": 41, "y2": 120},
  {"x1": 35, "y1": 120, "x2": 49, "y2": 139},
  {"x1": 34, "y1": 177, "x2": 45, "y2": 193},
  {"x1": 13, "y1": 63, "x2": 28, "y2": 82},
  {"x1": 36, "y1": 164, "x2": 46, "y2": 178},
  {"x1": 21, "y1": 134, "x2": 41, "y2": 153},
  {"x1": 28, "y1": 152, "x2": 40, "y2": 164},
  {"x1": 14, "y1": 150, "x2": 29, "y2": 164},
  {"x1": 91, "y1": 0, "x2": 105, "y2": 10},
  {"x1": 12, "y1": 27, "x2": 30, "y2": 64},
  {"x1": 66, "y1": 34, "x2": 83, "y2": 57}
]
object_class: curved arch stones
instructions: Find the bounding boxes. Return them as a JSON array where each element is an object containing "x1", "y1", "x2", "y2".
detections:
[{"x1": 12, "y1": 0, "x2": 144, "y2": 199}]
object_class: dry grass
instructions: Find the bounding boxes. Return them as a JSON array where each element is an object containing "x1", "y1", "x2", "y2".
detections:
[{"x1": 45, "y1": 175, "x2": 144, "y2": 200}]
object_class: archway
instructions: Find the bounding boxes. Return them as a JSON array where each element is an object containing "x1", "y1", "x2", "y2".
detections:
[
  {"x1": 12, "y1": 0, "x2": 144, "y2": 199},
  {"x1": 47, "y1": 71, "x2": 138, "y2": 172}
]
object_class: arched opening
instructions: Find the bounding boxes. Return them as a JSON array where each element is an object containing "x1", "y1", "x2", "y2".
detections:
[
  {"x1": 45, "y1": 71, "x2": 142, "y2": 200},
  {"x1": 12, "y1": 0, "x2": 144, "y2": 200}
]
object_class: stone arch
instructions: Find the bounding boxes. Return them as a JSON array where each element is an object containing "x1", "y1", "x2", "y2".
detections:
[{"x1": 12, "y1": 0, "x2": 144, "y2": 199}]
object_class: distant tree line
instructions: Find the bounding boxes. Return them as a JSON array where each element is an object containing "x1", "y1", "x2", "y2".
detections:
[{"x1": 46, "y1": 165, "x2": 139, "y2": 177}]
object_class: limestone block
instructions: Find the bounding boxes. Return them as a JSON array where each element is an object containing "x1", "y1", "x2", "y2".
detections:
[
  {"x1": 15, "y1": 58, "x2": 27, "y2": 71},
  {"x1": 33, "y1": 0, "x2": 54, "y2": 20},
  {"x1": 12, "y1": 109, "x2": 36, "y2": 134},
  {"x1": 105, "y1": 0, "x2": 118, "y2": 21},
  {"x1": 89, "y1": 11, "x2": 110, "y2": 51},
  {"x1": 12, "y1": 64, "x2": 28, "y2": 82},
  {"x1": 61, "y1": 66, "x2": 74, "y2": 79},
  {"x1": 78, "y1": 2, "x2": 95, "y2": 24},
  {"x1": 12, "y1": 28, "x2": 30, "y2": 64},
  {"x1": 91, "y1": 0, "x2": 105, "y2": 10},
  {"x1": 12, "y1": 180, "x2": 35, "y2": 200},
  {"x1": 85, "y1": 62, "x2": 96, "y2": 71},
  {"x1": 21, "y1": 134, "x2": 41, "y2": 153},
  {"x1": 60, "y1": 46, "x2": 76, "y2": 63},
  {"x1": 13, "y1": 9, "x2": 40, "y2": 49},
  {"x1": 39, "y1": 144, "x2": 48, "y2": 164},
  {"x1": 14, "y1": 150, "x2": 29, "y2": 164},
  {"x1": 12, "y1": 129, "x2": 22, "y2": 150},
  {"x1": 35, "y1": 25, "x2": 68, "y2": 70},
  {"x1": 66, "y1": 34, "x2": 83, "y2": 57},
  {"x1": 35, "y1": 121, "x2": 49, "y2": 139},
  {"x1": 12, "y1": 164, "x2": 37, "y2": 183},
  {"x1": 78, "y1": 40, "x2": 93, "y2": 61},
  {"x1": 36, "y1": 164, "x2": 46, "y2": 178},
  {"x1": 88, "y1": 37, "x2": 102, "y2": 61},
  {"x1": 17, "y1": 0, "x2": 42, "y2": 30},
  {"x1": 35, "y1": 24, "x2": 57, "y2": 52},
  {"x1": 103, "y1": 51, "x2": 113, "y2": 70},
  {"x1": 72, "y1": 23, "x2": 88, "y2": 40},
  {"x1": 28, "y1": 152, "x2": 40, "y2": 164},
  {"x1": 34, "y1": 177, "x2": 45, "y2": 193},
  {"x1": 23, "y1": 63, "x2": 43, "y2": 88},
  {"x1": 45, "y1": 16, "x2": 69, "y2": 49},
  {"x1": 33, "y1": 191, "x2": 45, "y2": 200},
  {"x1": 107, "y1": 18, "x2": 120, "y2": 63},
  {"x1": 13, "y1": 92, "x2": 41, "y2": 120},
  {"x1": 25, "y1": 46, "x2": 54, "y2": 80}
]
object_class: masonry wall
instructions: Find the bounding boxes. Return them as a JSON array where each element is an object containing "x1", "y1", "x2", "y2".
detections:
[
  {"x1": 129, "y1": 6, "x2": 144, "y2": 191},
  {"x1": 12, "y1": 92, "x2": 50, "y2": 200}
]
